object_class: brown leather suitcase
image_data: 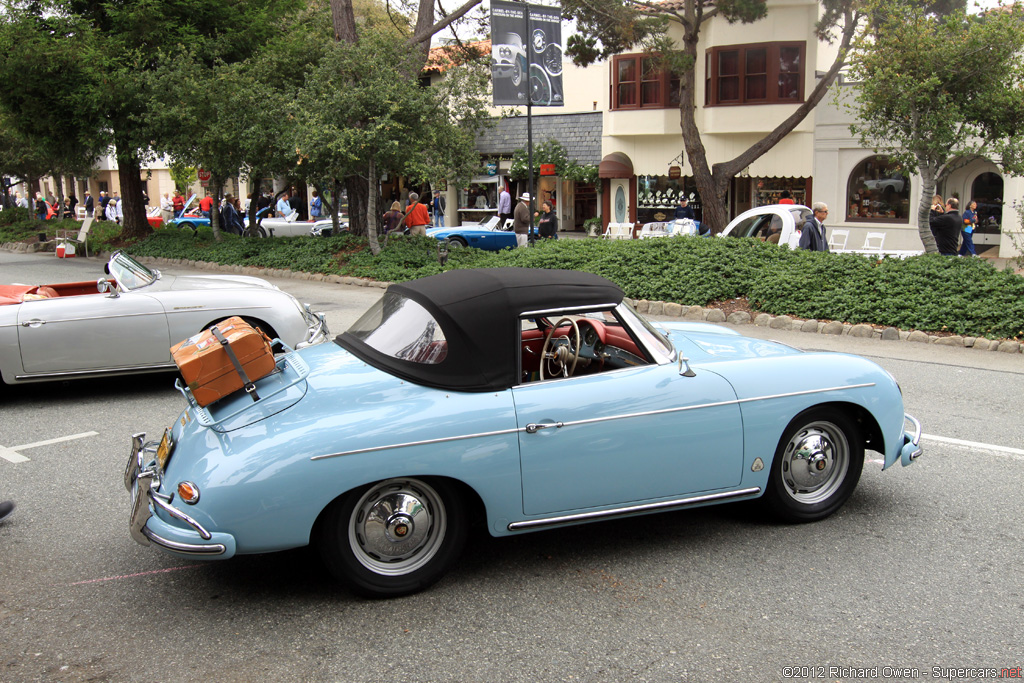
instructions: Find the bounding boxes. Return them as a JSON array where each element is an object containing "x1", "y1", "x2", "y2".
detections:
[{"x1": 171, "y1": 316, "x2": 276, "y2": 407}]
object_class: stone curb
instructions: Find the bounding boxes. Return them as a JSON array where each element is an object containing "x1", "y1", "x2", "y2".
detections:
[{"x1": 4, "y1": 244, "x2": 1020, "y2": 354}]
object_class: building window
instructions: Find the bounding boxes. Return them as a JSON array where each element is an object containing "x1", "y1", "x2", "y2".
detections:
[
  {"x1": 705, "y1": 42, "x2": 805, "y2": 106},
  {"x1": 846, "y1": 156, "x2": 910, "y2": 223},
  {"x1": 611, "y1": 54, "x2": 680, "y2": 110}
]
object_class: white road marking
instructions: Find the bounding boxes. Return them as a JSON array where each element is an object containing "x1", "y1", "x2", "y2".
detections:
[
  {"x1": 0, "y1": 431, "x2": 99, "y2": 463},
  {"x1": 921, "y1": 433, "x2": 1024, "y2": 457}
]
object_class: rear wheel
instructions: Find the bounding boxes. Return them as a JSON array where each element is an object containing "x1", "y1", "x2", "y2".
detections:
[
  {"x1": 177, "y1": 221, "x2": 197, "y2": 234},
  {"x1": 763, "y1": 408, "x2": 864, "y2": 522},
  {"x1": 243, "y1": 225, "x2": 267, "y2": 238},
  {"x1": 319, "y1": 477, "x2": 467, "y2": 598}
]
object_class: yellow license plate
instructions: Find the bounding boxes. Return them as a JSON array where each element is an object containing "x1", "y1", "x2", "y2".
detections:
[{"x1": 156, "y1": 428, "x2": 174, "y2": 470}]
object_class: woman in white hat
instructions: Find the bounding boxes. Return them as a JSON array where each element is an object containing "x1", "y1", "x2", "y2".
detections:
[{"x1": 513, "y1": 192, "x2": 532, "y2": 248}]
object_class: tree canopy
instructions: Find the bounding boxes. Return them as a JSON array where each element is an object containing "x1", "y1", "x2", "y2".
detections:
[{"x1": 846, "y1": 0, "x2": 1024, "y2": 252}]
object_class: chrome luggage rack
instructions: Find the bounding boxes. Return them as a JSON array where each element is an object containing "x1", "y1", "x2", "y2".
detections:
[{"x1": 174, "y1": 341, "x2": 310, "y2": 428}]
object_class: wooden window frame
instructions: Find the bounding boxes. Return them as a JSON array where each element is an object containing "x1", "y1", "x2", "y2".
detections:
[
  {"x1": 704, "y1": 42, "x2": 805, "y2": 107},
  {"x1": 611, "y1": 53, "x2": 681, "y2": 110}
]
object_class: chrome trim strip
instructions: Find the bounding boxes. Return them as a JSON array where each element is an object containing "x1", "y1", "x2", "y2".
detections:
[
  {"x1": 16, "y1": 363, "x2": 177, "y2": 381},
  {"x1": 521, "y1": 303, "x2": 620, "y2": 317},
  {"x1": 310, "y1": 426, "x2": 523, "y2": 461},
  {"x1": 148, "y1": 492, "x2": 214, "y2": 540},
  {"x1": 904, "y1": 413, "x2": 922, "y2": 446},
  {"x1": 141, "y1": 527, "x2": 226, "y2": 555},
  {"x1": 312, "y1": 383, "x2": 877, "y2": 460},
  {"x1": 21, "y1": 311, "x2": 169, "y2": 325},
  {"x1": 507, "y1": 487, "x2": 763, "y2": 531}
]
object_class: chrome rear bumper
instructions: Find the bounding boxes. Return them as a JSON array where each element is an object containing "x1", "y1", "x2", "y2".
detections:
[{"x1": 125, "y1": 433, "x2": 232, "y2": 557}]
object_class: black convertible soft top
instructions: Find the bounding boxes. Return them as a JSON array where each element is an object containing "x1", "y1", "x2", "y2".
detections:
[{"x1": 336, "y1": 268, "x2": 623, "y2": 392}]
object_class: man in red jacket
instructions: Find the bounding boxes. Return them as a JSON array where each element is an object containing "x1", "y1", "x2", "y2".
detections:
[{"x1": 199, "y1": 193, "x2": 215, "y2": 218}]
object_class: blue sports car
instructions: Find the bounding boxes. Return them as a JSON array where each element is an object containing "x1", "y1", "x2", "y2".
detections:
[
  {"x1": 125, "y1": 269, "x2": 921, "y2": 597},
  {"x1": 427, "y1": 216, "x2": 537, "y2": 250}
]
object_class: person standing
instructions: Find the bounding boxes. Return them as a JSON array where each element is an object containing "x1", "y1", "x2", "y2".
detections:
[
  {"x1": 68, "y1": 193, "x2": 78, "y2": 218},
  {"x1": 382, "y1": 201, "x2": 403, "y2": 234},
  {"x1": 513, "y1": 192, "x2": 532, "y2": 248},
  {"x1": 98, "y1": 191, "x2": 110, "y2": 221},
  {"x1": 106, "y1": 195, "x2": 119, "y2": 223},
  {"x1": 15, "y1": 192, "x2": 27, "y2": 208},
  {"x1": 220, "y1": 194, "x2": 243, "y2": 234},
  {"x1": 83, "y1": 191, "x2": 93, "y2": 217},
  {"x1": 275, "y1": 190, "x2": 291, "y2": 218},
  {"x1": 674, "y1": 197, "x2": 695, "y2": 220},
  {"x1": 498, "y1": 186, "x2": 512, "y2": 228},
  {"x1": 402, "y1": 192, "x2": 431, "y2": 236},
  {"x1": 431, "y1": 190, "x2": 446, "y2": 228},
  {"x1": 778, "y1": 190, "x2": 795, "y2": 205},
  {"x1": 309, "y1": 189, "x2": 323, "y2": 219},
  {"x1": 959, "y1": 199, "x2": 978, "y2": 256},
  {"x1": 172, "y1": 190, "x2": 185, "y2": 217},
  {"x1": 199, "y1": 193, "x2": 214, "y2": 218},
  {"x1": 289, "y1": 186, "x2": 304, "y2": 220},
  {"x1": 160, "y1": 192, "x2": 174, "y2": 224},
  {"x1": 929, "y1": 197, "x2": 961, "y2": 255},
  {"x1": 798, "y1": 202, "x2": 830, "y2": 252},
  {"x1": 535, "y1": 200, "x2": 558, "y2": 239},
  {"x1": 34, "y1": 192, "x2": 47, "y2": 220}
]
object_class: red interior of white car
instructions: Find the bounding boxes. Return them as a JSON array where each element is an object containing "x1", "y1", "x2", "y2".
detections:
[{"x1": 0, "y1": 281, "x2": 116, "y2": 305}]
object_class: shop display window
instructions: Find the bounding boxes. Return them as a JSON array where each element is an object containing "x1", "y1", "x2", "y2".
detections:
[
  {"x1": 846, "y1": 156, "x2": 910, "y2": 222},
  {"x1": 459, "y1": 180, "x2": 499, "y2": 211},
  {"x1": 636, "y1": 176, "x2": 701, "y2": 223}
]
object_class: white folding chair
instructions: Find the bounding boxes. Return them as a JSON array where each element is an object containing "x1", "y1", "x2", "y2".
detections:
[
  {"x1": 58, "y1": 216, "x2": 93, "y2": 258},
  {"x1": 861, "y1": 232, "x2": 886, "y2": 252},
  {"x1": 828, "y1": 229, "x2": 849, "y2": 252},
  {"x1": 603, "y1": 223, "x2": 633, "y2": 240}
]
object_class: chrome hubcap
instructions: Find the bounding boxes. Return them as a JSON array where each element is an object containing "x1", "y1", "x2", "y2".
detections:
[
  {"x1": 349, "y1": 479, "x2": 446, "y2": 576},
  {"x1": 780, "y1": 422, "x2": 849, "y2": 504}
]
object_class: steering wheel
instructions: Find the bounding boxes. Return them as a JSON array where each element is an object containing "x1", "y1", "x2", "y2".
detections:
[{"x1": 540, "y1": 317, "x2": 581, "y2": 379}]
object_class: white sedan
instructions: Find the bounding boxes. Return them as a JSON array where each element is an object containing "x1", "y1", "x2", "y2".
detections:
[
  {"x1": 0, "y1": 251, "x2": 328, "y2": 385},
  {"x1": 720, "y1": 204, "x2": 813, "y2": 249}
]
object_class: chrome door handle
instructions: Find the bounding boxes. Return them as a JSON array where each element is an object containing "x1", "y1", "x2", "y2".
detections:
[
  {"x1": 21, "y1": 319, "x2": 46, "y2": 327},
  {"x1": 525, "y1": 421, "x2": 563, "y2": 434}
]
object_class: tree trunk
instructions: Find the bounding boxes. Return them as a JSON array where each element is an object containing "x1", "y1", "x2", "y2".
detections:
[
  {"x1": 331, "y1": 177, "x2": 342, "y2": 234},
  {"x1": 210, "y1": 177, "x2": 223, "y2": 242},
  {"x1": 916, "y1": 161, "x2": 939, "y2": 254},
  {"x1": 330, "y1": 0, "x2": 357, "y2": 43},
  {"x1": 117, "y1": 151, "x2": 152, "y2": 240},
  {"x1": 346, "y1": 175, "x2": 367, "y2": 235},
  {"x1": 367, "y1": 156, "x2": 381, "y2": 255}
]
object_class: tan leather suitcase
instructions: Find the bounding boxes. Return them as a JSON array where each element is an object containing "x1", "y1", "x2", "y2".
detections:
[{"x1": 171, "y1": 316, "x2": 276, "y2": 407}]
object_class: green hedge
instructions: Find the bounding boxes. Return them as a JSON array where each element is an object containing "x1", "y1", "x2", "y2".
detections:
[{"x1": 5, "y1": 220, "x2": 1020, "y2": 340}]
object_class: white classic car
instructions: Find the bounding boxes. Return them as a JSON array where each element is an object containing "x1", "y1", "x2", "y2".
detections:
[
  {"x1": 0, "y1": 251, "x2": 328, "y2": 385},
  {"x1": 720, "y1": 204, "x2": 813, "y2": 249}
]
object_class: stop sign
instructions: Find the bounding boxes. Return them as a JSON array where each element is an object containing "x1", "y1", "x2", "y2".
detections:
[{"x1": 197, "y1": 168, "x2": 211, "y2": 182}]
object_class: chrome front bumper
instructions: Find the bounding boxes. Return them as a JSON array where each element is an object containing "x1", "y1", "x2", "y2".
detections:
[
  {"x1": 124, "y1": 433, "x2": 233, "y2": 557},
  {"x1": 296, "y1": 307, "x2": 329, "y2": 349}
]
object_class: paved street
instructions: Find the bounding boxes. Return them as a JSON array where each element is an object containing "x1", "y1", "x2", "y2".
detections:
[{"x1": 1, "y1": 251, "x2": 1022, "y2": 682}]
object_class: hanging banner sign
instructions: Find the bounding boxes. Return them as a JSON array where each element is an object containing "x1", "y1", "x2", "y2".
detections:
[{"x1": 490, "y1": 1, "x2": 563, "y2": 107}]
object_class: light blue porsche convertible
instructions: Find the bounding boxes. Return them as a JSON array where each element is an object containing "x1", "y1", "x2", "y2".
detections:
[{"x1": 125, "y1": 269, "x2": 921, "y2": 597}]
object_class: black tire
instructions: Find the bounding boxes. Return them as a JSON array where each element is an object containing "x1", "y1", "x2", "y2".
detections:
[
  {"x1": 243, "y1": 225, "x2": 266, "y2": 238},
  {"x1": 319, "y1": 477, "x2": 467, "y2": 598},
  {"x1": 445, "y1": 236, "x2": 467, "y2": 249},
  {"x1": 763, "y1": 407, "x2": 864, "y2": 523},
  {"x1": 177, "y1": 221, "x2": 197, "y2": 234}
]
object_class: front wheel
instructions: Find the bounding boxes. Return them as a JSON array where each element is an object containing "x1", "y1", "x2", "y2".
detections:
[
  {"x1": 445, "y1": 236, "x2": 467, "y2": 249},
  {"x1": 243, "y1": 225, "x2": 267, "y2": 238},
  {"x1": 319, "y1": 477, "x2": 467, "y2": 598},
  {"x1": 763, "y1": 408, "x2": 864, "y2": 523}
]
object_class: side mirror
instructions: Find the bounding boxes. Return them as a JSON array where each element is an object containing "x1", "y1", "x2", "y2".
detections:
[
  {"x1": 97, "y1": 277, "x2": 119, "y2": 298},
  {"x1": 678, "y1": 356, "x2": 696, "y2": 377}
]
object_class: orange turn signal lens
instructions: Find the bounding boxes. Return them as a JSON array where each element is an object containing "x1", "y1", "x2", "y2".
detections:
[{"x1": 177, "y1": 481, "x2": 200, "y2": 504}]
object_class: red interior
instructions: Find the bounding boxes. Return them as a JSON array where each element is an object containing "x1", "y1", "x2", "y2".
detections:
[
  {"x1": 520, "y1": 319, "x2": 643, "y2": 376},
  {"x1": 0, "y1": 280, "x2": 113, "y2": 305}
]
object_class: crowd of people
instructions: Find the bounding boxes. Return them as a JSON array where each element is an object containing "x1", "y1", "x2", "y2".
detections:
[{"x1": 929, "y1": 194, "x2": 978, "y2": 256}]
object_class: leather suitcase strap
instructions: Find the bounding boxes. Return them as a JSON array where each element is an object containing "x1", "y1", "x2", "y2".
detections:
[{"x1": 211, "y1": 325, "x2": 261, "y2": 402}]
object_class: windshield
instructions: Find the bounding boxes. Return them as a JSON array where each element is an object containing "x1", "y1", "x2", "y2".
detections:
[
  {"x1": 346, "y1": 291, "x2": 448, "y2": 364},
  {"x1": 108, "y1": 252, "x2": 157, "y2": 291},
  {"x1": 616, "y1": 301, "x2": 675, "y2": 362}
]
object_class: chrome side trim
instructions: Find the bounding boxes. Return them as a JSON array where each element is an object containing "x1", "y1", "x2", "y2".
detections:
[
  {"x1": 311, "y1": 426, "x2": 523, "y2": 461},
  {"x1": 148, "y1": 491, "x2": 214, "y2": 540},
  {"x1": 311, "y1": 383, "x2": 876, "y2": 461},
  {"x1": 507, "y1": 487, "x2": 763, "y2": 531},
  {"x1": 141, "y1": 527, "x2": 226, "y2": 556},
  {"x1": 16, "y1": 363, "x2": 177, "y2": 381}
]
